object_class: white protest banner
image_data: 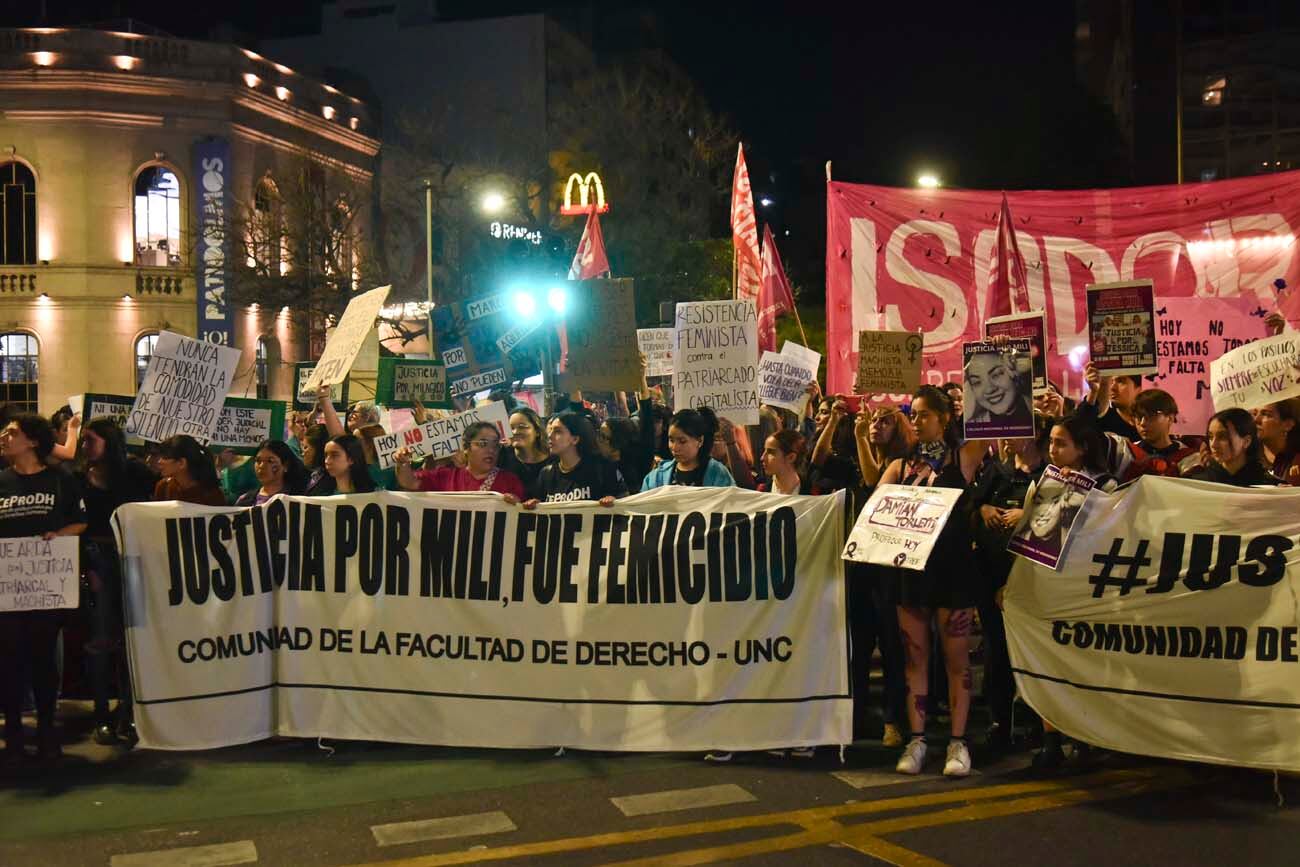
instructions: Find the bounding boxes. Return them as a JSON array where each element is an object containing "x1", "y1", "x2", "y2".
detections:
[
  {"x1": 674, "y1": 299, "x2": 759, "y2": 426},
  {"x1": 638, "y1": 329, "x2": 675, "y2": 377},
  {"x1": 372, "y1": 401, "x2": 509, "y2": 470},
  {"x1": 126, "y1": 331, "x2": 241, "y2": 444},
  {"x1": 114, "y1": 487, "x2": 850, "y2": 752},
  {"x1": 1005, "y1": 476, "x2": 1300, "y2": 772},
  {"x1": 211, "y1": 398, "x2": 288, "y2": 456},
  {"x1": 855, "y1": 331, "x2": 923, "y2": 395},
  {"x1": 843, "y1": 484, "x2": 964, "y2": 570},
  {"x1": 1155, "y1": 298, "x2": 1262, "y2": 434},
  {"x1": 1006, "y1": 465, "x2": 1097, "y2": 570},
  {"x1": 0, "y1": 536, "x2": 79, "y2": 612},
  {"x1": 779, "y1": 341, "x2": 821, "y2": 371},
  {"x1": 301, "y1": 285, "x2": 392, "y2": 393},
  {"x1": 757, "y1": 351, "x2": 817, "y2": 415},
  {"x1": 1210, "y1": 331, "x2": 1300, "y2": 412}
]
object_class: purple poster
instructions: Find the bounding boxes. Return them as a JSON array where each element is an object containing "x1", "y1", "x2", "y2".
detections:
[
  {"x1": 961, "y1": 338, "x2": 1034, "y2": 440},
  {"x1": 1007, "y1": 465, "x2": 1096, "y2": 570}
]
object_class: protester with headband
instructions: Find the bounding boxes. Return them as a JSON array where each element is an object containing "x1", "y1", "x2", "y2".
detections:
[
  {"x1": 526, "y1": 412, "x2": 628, "y2": 506},
  {"x1": 394, "y1": 422, "x2": 524, "y2": 499},
  {"x1": 1187, "y1": 409, "x2": 1280, "y2": 488},
  {"x1": 640, "y1": 406, "x2": 735, "y2": 490},
  {"x1": 1253, "y1": 398, "x2": 1300, "y2": 484},
  {"x1": 1123, "y1": 389, "x2": 1198, "y2": 481},
  {"x1": 876, "y1": 384, "x2": 988, "y2": 777}
]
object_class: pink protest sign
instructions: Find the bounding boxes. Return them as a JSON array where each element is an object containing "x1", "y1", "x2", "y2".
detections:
[{"x1": 1155, "y1": 297, "x2": 1267, "y2": 435}]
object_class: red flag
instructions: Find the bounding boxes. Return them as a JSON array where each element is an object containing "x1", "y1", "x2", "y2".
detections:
[
  {"x1": 568, "y1": 206, "x2": 610, "y2": 281},
  {"x1": 985, "y1": 193, "x2": 1031, "y2": 321},
  {"x1": 731, "y1": 144, "x2": 763, "y2": 302},
  {"x1": 758, "y1": 225, "x2": 795, "y2": 351}
]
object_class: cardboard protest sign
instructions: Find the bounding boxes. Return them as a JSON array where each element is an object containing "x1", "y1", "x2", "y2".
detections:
[
  {"x1": 986, "y1": 310, "x2": 1048, "y2": 393},
  {"x1": 0, "y1": 536, "x2": 79, "y2": 612},
  {"x1": 372, "y1": 401, "x2": 510, "y2": 470},
  {"x1": 758, "y1": 350, "x2": 818, "y2": 415},
  {"x1": 854, "y1": 331, "x2": 922, "y2": 395},
  {"x1": 962, "y1": 338, "x2": 1034, "y2": 440},
  {"x1": 843, "y1": 484, "x2": 964, "y2": 571},
  {"x1": 560, "y1": 279, "x2": 642, "y2": 392},
  {"x1": 1007, "y1": 465, "x2": 1096, "y2": 570},
  {"x1": 1210, "y1": 331, "x2": 1300, "y2": 412},
  {"x1": 673, "y1": 300, "x2": 760, "y2": 425},
  {"x1": 302, "y1": 285, "x2": 391, "y2": 393},
  {"x1": 211, "y1": 398, "x2": 287, "y2": 456},
  {"x1": 375, "y1": 358, "x2": 451, "y2": 409},
  {"x1": 126, "y1": 331, "x2": 240, "y2": 444},
  {"x1": 1086, "y1": 280, "x2": 1158, "y2": 376},
  {"x1": 431, "y1": 291, "x2": 539, "y2": 396},
  {"x1": 1154, "y1": 297, "x2": 1262, "y2": 434},
  {"x1": 293, "y1": 362, "x2": 348, "y2": 411},
  {"x1": 637, "y1": 328, "x2": 674, "y2": 378}
]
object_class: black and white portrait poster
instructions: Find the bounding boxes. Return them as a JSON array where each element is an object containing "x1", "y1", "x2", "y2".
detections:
[{"x1": 961, "y1": 338, "x2": 1034, "y2": 440}]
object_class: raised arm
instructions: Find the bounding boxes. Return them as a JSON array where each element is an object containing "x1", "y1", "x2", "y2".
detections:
[{"x1": 318, "y1": 384, "x2": 346, "y2": 438}]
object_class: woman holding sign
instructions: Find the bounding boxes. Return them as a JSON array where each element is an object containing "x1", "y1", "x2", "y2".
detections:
[
  {"x1": 393, "y1": 422, "x2": 525, "y2": 499},
  {"x1": 526, "y1": 413, "x2": 629, "y2": 506},
  {"x1": 876, "y1": 385, "x2": 987, "y2": 778},
  {"x1": 0, "y1": 414, "x2": 87, "y2": 762}
]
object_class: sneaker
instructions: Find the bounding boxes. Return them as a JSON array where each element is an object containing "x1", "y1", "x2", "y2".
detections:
[
  {"x1": 943, "y1": 740, "x2": 972, "y2": 777},
  {"x1": 895, "y1": 738, "x2": 927, "y2": 775},
  {"x1": 789, "y1": 747, "x2": 816, "y2": 759},
  {"x1": 703, "y1": 751, "x2": 733, "y2": 762},
  {"x1": 882, "y1": 723, "x2": 904, "y2": 748}
]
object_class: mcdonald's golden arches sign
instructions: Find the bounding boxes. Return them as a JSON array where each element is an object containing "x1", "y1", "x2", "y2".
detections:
[{"x1": 561, "y1": 172, "x2": 610, "y2": 216}]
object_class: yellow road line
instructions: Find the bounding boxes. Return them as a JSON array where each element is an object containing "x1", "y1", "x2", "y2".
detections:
[
  {"x1": 346, "y1": 768, "x2": 1169, "y2": 867},
  {"x1": 837, "y1": 833, "x2": 949, "y2": 867}
]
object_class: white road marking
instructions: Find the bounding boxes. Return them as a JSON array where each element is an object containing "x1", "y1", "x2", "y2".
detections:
[
  {"x1": 610, "y1": 783, "x2": 757, "y2": 818},
  {"x1": 110, "y1": 840, "x2": 257, "y2": 867},
  {"x1": 370, "y1": 811, "x2": 517, "y2": 847}
]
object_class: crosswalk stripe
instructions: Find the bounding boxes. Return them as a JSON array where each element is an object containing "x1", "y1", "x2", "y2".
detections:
[
  {"x1": 610, "y1": 783, "x2": 756, "y2": 818},
  {"x1": 109, "y1": 840, "x2": 258, "y2": 867},
  {"x1": 370, "y1": 811, "x2": 517, "y2": 848}
]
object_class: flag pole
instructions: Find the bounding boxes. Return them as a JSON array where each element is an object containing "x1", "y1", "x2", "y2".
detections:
[
  {"x1": 790, "y1": 303, "x2": 810, "y2": 348},
  {"x1": 731, "y1": 242, "x2": 738, "y2": 299}
]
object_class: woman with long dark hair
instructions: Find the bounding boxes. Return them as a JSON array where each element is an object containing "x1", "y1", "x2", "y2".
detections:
[
  {"x1": 235, "y1": 440, "x2": 309, "y2": 505},
  {"x1": 306, "y1": 434, "x2": 376, "y2": 495},
  {"x1": 1188, "y1": 408, "x2": 1280, "y2": 488},
  {"x1": 640, "y1": 407, "x2": 735, "y2": 489},
  {"x1": 525, "y1": 412, "x2": 628, "y2": 506},
  {"x1": 502, "y1": 407, "x2": 553, "y2": 498},
  {"x1": 1253, "y1": 398, "x2": 1300, "y2": 484},
  {"x1": 153, "y1": 435, "x2": 226, "y2": 505},
  {"x1": 0, "y1": 414, "x2": 87, "y2": 761}
]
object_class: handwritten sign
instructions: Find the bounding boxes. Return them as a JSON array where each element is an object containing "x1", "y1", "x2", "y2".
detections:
[
  {"x1": 986, "y1": 310, "x2": 1048, "y2": 392},
  {"x1": 372, "y1": 401, "x2": 509, "y2": 470},
  {"x1": 126, "y1": 331, "x2": 240, "y2": 444},
  {"x1": 758, "y1": 349, "x2": 818, "y2": 415},
  {"x1": 561, "y1": 279, "x2": 642, "y2": 392},
  {"x1": 449, "y1": 366, "x2": 508, "y2": 398},
  {"x1": 842, "y1": 484, "x2": 964, "y2": 571},
  {"x1": 780, "y1": 341, "x2": 822, "y2": 372},
  {"x1": 0, "y1": 536, "x2": 79, "y2": 612},
  {"x1": 1086, "y1": 280, "x2": 1158, "y2": 375},
  {"x1": 637, "y1": 328, "x2": 675, "y2": 378},
  {"x1": 1210, "y1": 331, "x2": 1300, "y2": 412},
  {"x1": 293, "y1": 362, "x2": 348, "y2": 411},
  {"x1": 1007, "y1": 465, "x2": 1096, "y2": 570},
  {"x1": 211, "y1": 398, "x2": 287, "y2": 456},
  {"x1": 1155, "y1": 297, "x2": 1261, "y2": 434},
  {"x1": 375, "y1": 358, "x2": 451, "y2": 409},
  {"x1": 855, "y1": 331, "x2": 923, "y2": 395},
  {"x1": 673, "y1": 300, "x2": 759, "y2": 425},
  {"x1": 302, "y1": 285, "x2": 391, "y2": 393},
  {"x1": 431, "y1": 291, "x2": 538, "y2": 387}
]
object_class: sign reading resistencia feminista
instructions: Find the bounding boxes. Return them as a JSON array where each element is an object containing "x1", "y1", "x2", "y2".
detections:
[
  {"x1": 673, "y1": 300, "x2": 759, "y2": 425},
  {"x1": 195, "y1": 137, "x2": 233, "y2": 347}
]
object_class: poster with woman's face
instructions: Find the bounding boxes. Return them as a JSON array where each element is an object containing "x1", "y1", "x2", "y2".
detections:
[
  {"x1": 1007, "y1": 465, "x2": 1097, "y2": 570},
  {"x1": 962, "y1": 338, "x2": 1035, "y2": 440}
]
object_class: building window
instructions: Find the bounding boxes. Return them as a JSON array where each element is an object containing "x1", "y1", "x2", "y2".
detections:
[
  {"x1": 1202, "y1": 76, "x2": 1226, "y2": 107},
  {"x1": 255, "y1": 337, "x2": 270, "y2": 399},
  {"x1": 0, "y1": 332, "x2": 38, "y2": 411},
  {"x1": 330, "y1": 199, "x2": 355, "y2": 289},
  {"x1": 1, "y1": 162, "x2": 37, "y2": 266},
  {"x1": 252, "y1": 177, "x2": 281, "y2": 275},
  {"x1": 135, "y1": 332, "x2": 159, "y2": 389},
  {"x1": 134, "y1": 166, "x2": 181, "y2": 267}
]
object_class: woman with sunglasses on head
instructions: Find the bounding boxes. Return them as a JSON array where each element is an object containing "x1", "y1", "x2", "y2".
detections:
[
  {"x1": 0, "y1": 414, "x2": 87, "y2": 762},
  {"x1": 235, "y1": 440, "x2": 309, "y2": 506},
  {"x1": 394, "y1": 422, "x2": 525, "y2": 499},
  {"x1": 501, "y1": 407, "x2": 554, "y2": 499}
]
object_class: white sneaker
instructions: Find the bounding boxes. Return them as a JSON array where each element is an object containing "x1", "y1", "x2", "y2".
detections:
[
  {"x1": 895, "y1": 738, "x2": 927, "y2": 775},
  {"x1": 704, "y1": 751, "x2": 733, "y2": 762},
  {"x1": 943, "y1": 740, "x2": 972, "y2": 777}
]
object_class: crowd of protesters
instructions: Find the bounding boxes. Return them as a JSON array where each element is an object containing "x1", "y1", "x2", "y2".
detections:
[{"x1": 3, "y1": 326, "x2": 1298, "y2": 775}]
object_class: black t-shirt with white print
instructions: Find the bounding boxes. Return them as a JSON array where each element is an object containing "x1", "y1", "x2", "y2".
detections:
[
  {"x1": 0, "y1": 465, "x2": 87, "y2": 538},
  {"x1": 535, "y1": 456, "x2": 629, "y2": 503}
]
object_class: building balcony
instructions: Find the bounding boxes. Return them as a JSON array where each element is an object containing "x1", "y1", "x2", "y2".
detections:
[{"x1": 0, "y1": 270, "x2": 39, "y2": 294}]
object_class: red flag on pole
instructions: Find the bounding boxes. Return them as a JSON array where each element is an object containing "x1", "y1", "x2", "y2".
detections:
[
  {"x1": 985, "y1": 192, "x2": 1031, "y2": 321},
  {"x1": 568, "y1": 205, "x2": 610, "y2": 281},
  {"x1": 758, "y1": 225, "x2": 795, "y2": 351},
  {"x1": 731, "y1": 144, "x2": 763, "y2": 302}
]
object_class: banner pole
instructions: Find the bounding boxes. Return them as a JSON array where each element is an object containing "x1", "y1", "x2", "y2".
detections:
[
  {"x1": 791, "y1": 304, "x2": 810, "y2": 349},
  {"x1": 732, "y1": 243, "x2": 738, "y2": 300}
]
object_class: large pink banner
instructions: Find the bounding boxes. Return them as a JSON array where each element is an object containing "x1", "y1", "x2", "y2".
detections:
[{"x1": 825, "y1": 172, "x2": 1300, "y2": 398}]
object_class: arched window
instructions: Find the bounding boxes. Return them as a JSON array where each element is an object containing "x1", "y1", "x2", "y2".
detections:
[
  {"x1": 1, "y1": 162, "x2": 37, "y2": 266},
  {"x1": 133, "y1": 166, "x2": 181, "y2": 267},
  {"x1": 255, "y1": 337, "x2": 270, "y2": 400},
  {"x1": 135, "y1": 332, "x2": 159, "y2": 390},
  {"x1": 0, "y1": 332, "x2": 39, "y2": 411},
  {"x1": 252, "y1": 177, "x2": 281, "y2": 275},
  {"x1": 330, "y1": 199, "x2": 355, "y2": 289}
]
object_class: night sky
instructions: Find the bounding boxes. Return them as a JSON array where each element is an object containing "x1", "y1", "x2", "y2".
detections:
[{"x1": 15, "y1": 1, "x2": 1136, "y2": 290}]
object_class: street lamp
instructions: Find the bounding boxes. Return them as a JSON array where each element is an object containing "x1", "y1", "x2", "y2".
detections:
[
  {"x1": 481, "y1": 191, "x2": 506, "y2": 214},
  {"x1": 916, "y1": 173, "x2": 941, "y2": 189},
  {"x1": 508, "y1": 283, "x2": 571, "y2": 414},
  {"x1": 759, "y1": 196, "x2": 774, "y2": 208}
]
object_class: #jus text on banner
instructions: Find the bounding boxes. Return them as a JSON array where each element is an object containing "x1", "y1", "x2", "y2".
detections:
[
  {"x1": 825, "y1": 172, "x2": 1300, "y2": 397},
  {"x1": 114, "y1": 488, "x2": 850, "y2": 752},
  {"x1": 1004, "y1": 476, "x2": 1300, "y2": 772}
]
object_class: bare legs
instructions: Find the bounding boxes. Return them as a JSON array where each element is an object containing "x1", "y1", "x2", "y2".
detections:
[{"x1": 897, "y1": 605, "x2": 973, "y2": 739}]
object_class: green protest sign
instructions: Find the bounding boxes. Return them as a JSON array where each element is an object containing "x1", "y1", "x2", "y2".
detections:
[
  {"x1": 375, "y1": 358, "x2": 452, "y2": 409},
  {"x1": 211, "y1": 398, "x2": 288, "y2": 456}
]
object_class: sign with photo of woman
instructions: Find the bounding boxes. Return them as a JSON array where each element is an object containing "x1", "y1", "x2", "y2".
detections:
[
  {"x1": 1007, "y1": 465, "x2": 1096, "y2": 570},
  {"x1": 961, "y1": 338, "x2": 1034, "y2": 440}
]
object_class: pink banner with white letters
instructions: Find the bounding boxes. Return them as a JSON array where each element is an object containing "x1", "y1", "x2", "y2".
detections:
[{"x1": 826, "y1": 173, "x2": 1300, "y2": 398}]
